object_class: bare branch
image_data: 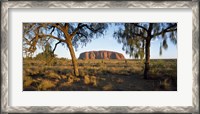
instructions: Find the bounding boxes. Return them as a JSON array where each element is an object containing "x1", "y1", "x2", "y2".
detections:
[
  {"x1": 52, "y1": 41, "x2": 62, "y2": 56},
  {"x1": 50, "y1": 27, "x2": 55, "y2": 34}
]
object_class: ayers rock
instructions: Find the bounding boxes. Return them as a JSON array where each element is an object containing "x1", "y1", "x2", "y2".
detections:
[{"x1": 78, "y1": 50, "x2": 125, "y2": 60}]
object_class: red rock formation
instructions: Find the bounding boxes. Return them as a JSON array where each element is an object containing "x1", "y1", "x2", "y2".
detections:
[{"x1": 78, "y1": 50, "x2": 125, "y2": 60}]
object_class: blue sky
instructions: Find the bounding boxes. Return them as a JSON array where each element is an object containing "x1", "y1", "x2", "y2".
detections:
[{"x1": 34, "y1": 24, "x2": 177, "y2": 59}]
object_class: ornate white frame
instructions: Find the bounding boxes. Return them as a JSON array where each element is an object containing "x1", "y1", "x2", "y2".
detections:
[{"x1": 1, "y1": 1, "x2": 199, "y2": 113}]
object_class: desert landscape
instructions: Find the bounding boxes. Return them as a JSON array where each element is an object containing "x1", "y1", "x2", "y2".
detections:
[
  {"x1": 23, "y1": 51, "x2": 177, "y2": 91},
  {"x1": 23, "y1": 23, "x2": 177, "y2": 91}
]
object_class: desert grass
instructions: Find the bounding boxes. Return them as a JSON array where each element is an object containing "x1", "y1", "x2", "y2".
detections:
[
  {"x1": 38, "y1": 79, "x2": 56, "y2": 91},
  {"x1": 23, "y1": 58, "x2": 177, "y2": 91}
]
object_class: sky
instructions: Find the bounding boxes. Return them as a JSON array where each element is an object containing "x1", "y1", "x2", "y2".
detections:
[{"x1": 33, "y1": 24, "x2": 177, "y2": 59}]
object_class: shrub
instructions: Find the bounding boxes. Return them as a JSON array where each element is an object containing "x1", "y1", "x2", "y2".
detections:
[
  {"x1": 23, "y1": 76, "x2": 33, "y2": 87},
  {"x1": 38, "y1": 79, "x2": 56, "y2": 90},
  {"x1": 159, "y1": 76, "x2": 175, "y2": 90},
  {"x1": 60, "y1": 75, "x2": 67, "y2": 79},
  {"x1": 79, "y1": 63, "x2": 84, "y2": 66},
  {"x1": 45, "y1": 71, "x2": 61, "y2": 80},
  {"x1": 90, "y1": 76, "x2": 97, "y2": 87},
  {"x1": 74, "y1": 77, "x2": 81, "y2": 82},
  {"x1": 67, "y1": 74, "x2": 74, "y2": 84},
  {"x1": 79, "y1": 69, "x2": 87, "y2": 77},
  {"x1": 102, "y1": 83, "x2": 113, "y2": 91},
  {"x1": 84, "y1": 75, "x2": 90, "y2": 85},
  {"x1": 24, "y1": 68, "x2": 32, "y2": 76},
  {"x1": 60, "y1": 75, "x2": 75, "y2": 87}
]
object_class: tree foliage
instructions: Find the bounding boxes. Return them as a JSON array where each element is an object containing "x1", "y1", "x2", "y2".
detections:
[
  {"x1": 23, "y1": 23, "x2": 108, "y2": 57},
  {"x1": 114, "y1": 23, "x2": 177, "y2": 58},
  {"x1": 114, "y1": 23, "x2": 177, "y2": 79},
  {"x1": 23, "y1": 23, "x2": 108, "y2": 76}
]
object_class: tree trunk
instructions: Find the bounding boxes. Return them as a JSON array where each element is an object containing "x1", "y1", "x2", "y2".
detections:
[
  {"x1": 140, "y1": 39, "x2": 145, "y2": 62},
  {"x1": 144, "y1": 38, "x2": 151, "y2": 79},
  {"x1": 67, "y1": 41, "x2": 79, "y2": 76}
]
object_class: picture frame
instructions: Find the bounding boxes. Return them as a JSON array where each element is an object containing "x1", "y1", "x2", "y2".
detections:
[{"x1": 1, "y1": 1, "x2": 199, "y2": 113}]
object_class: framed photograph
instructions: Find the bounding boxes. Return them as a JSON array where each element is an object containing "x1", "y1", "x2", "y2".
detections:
[{"x1": 1, "y1": 1, "x2": 199, "y2": 113}]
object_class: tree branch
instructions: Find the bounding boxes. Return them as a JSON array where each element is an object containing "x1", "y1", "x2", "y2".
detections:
[
  {"x1": 50, "y1": 23, "x2": 65, "y2": 32},
  {"x1": 70, "y1": 23, "x2": 84, "y2": 38},
  {"x1": 52, "y1": 41, "x2": 62, "y2": 56},
  {"x1": 133, "y1": 23, "x2": 148, "y2": 32},
  {"x1": 28, "y1": 28, "x2": 40, "y2": 53},
  {"x1": 84, "y1": 24, "x2": 103, "y2": 33},
  {"x1": 58, "y1": 23, "x2": 64, "y2": 28},
  {"x1": 38, "y1": 34, "x2": 65, "y2": 42},
  {"x1": 133, "y1": 33, "x2": 147, "y2": 39},
  {"x1": 44, "y1": 37, "x2": 51, "y2": 45},
  {"x1": 50, "y1": 27, "x2": 55, "y2": 34},
  {"x1": 152, "y1": 28, "x2": 177, "y2": 37},
  {"x1": 76, "y1": 32, "x2": 88, "y2": 39},
  {"x1": 70, "y1": 23, "x2": 104, "y2": 39},
  {"x1": 65, "y1": 23, "x2": 69, "y2": 32},
  {"x1": 152, "y1": 24, "x2": 177, "y2": 37},
  {"x1": 23, "y1": 37, "x2": 32, "y2": 45}
]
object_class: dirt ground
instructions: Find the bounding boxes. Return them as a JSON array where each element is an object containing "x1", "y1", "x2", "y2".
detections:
[{"x1": 23, "y1": 59, "x2": 177, "y2": 91}]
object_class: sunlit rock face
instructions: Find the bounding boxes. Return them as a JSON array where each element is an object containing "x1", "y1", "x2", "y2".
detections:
[{"x1": 78, "y1": 50, "x2": 125, "y2": 60}]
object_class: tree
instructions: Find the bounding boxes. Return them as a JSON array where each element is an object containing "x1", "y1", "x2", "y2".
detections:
[
  {"x1": 114, "y1": 23, "x2": 177, "y2": 79},
  {"x1": 34, "y1": 42, "x2": 57, "y2": 64},
  {"x1": 23, "y1": 23, "x2": 108, "y2": 76}
]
